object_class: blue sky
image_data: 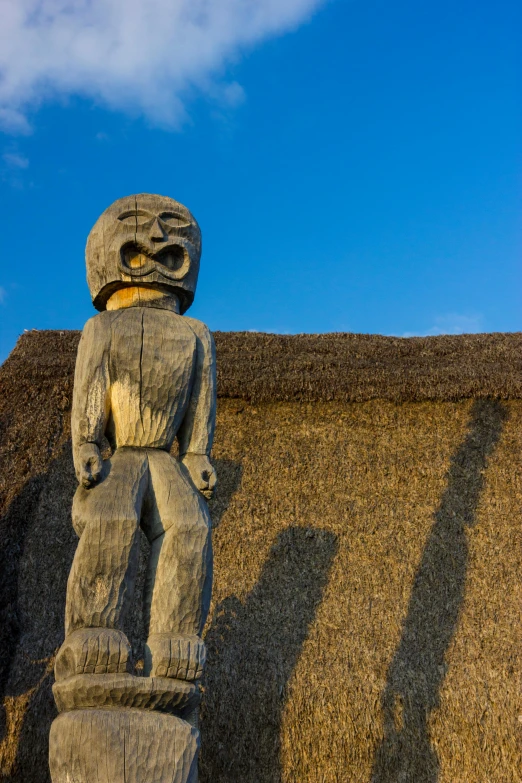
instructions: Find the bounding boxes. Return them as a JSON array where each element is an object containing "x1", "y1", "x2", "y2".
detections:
[{"x1": 0, "y1": 0, "x2": 520, "y2": 361}]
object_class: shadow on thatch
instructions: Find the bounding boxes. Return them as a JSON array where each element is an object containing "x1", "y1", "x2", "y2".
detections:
[
  {"x1": 207, "y1": 458, "x2": 244, "y2": 530},
  {"x1": 371, "y1": 400, "x2": 507, "y2": 783},
  {"x1": 201, "y1": 526, "x2": 338, "y2": 783},
  {"x1": 0, "y1": 473, "x2": 45, "y2": 738},
  {"x1": 0, "y1": 443, "x2": 77, "y2": 782},
  {"x1": 0, "y1": 452, "x2": 245, "y2": 782}
]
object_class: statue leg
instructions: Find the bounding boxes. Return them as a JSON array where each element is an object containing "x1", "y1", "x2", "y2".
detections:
[
  {"x1": 142, "y1": 449, "x2": 212, "y2": 681},
  {"x1": 55, "y1": 448, "x2": 149, "y2": 680}
]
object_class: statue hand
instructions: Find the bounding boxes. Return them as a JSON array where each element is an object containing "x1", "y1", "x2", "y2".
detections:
[
  {"x1": 78, "y1": 443, "x2": 103, "y2": 488},
  {"x1": 181, "y1": 453, "x2": 217, "y2": 500}
]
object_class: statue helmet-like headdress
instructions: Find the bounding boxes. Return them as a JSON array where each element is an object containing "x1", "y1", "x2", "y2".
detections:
[{"x1": 86, "y1": 193, "x2": 202, "y2": 314}]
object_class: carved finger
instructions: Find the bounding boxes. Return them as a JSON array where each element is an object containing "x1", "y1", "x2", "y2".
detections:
[
  {"x1": 91, "y1": 460, "x2": 102, "y2": 481},
  {"x1": 81, "y1": 468, "x2": 93, "y2": 488},
  {"x1": 89, "y1": 457, "x2": 102, "y2": 481}
]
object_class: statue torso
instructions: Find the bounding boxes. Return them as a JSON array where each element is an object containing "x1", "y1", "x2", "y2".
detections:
[{"x1": 104, "y1": 307, "x2": 197, "y2": 450}]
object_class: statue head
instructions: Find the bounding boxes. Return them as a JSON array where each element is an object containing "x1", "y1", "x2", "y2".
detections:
[{"x1": 86, "y1": 193, "x2": 202, "y2": 314}]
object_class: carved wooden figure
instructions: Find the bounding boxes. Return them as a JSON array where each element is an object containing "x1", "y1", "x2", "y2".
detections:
[{"x1": 49, "y1": 194, "x2": 217, "y2": 783}]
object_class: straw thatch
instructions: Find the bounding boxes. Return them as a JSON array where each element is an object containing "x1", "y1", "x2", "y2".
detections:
[
  {"x1": 214, "y1": 330, "x2": 522, "y2": 402},
  {"x1": 0, "y1": 330, "x2": 520, "y2": 782}
]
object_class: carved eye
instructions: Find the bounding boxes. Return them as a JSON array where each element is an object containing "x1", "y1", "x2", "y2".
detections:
[
  {"x1": 159, "y1": 212, "x2": 191, "y2": 228},
  {"x1": 118, "y1": 210, "x2": 151, "y2": 226}
]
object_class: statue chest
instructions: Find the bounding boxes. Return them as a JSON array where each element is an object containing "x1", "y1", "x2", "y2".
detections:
[{"x1": 108, "y1": 308, "x2": 197, "y2": 403}]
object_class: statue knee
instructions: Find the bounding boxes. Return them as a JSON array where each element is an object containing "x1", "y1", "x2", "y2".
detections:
[{"x1": 72, "y1": 478, "x2": 141, "y2": 539}]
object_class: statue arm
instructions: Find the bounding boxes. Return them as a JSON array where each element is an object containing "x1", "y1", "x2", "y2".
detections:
[
  {"x1": 71, "y1": 315, "x2": 111, "y2": 486},
  {"x1": 177, "y1": 319, "x2": 217, "y2": 497}
]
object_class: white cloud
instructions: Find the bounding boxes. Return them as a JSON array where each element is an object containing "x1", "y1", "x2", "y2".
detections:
[
  {"x1": 3, "y1": 151, "x2": 29, "y2": 169},
  {"x1": 0, "y1": 108, "x2": 32, "y2": 135},
  {"x1": 0, "y1": 0, "x2": 326, "y2": 132},
  {"x1": 402, "y1": 313, "x2": 484, "y2": 338}
]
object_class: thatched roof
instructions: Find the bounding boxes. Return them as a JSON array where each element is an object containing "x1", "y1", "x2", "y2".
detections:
[
  {"x1": 2, "y1": 329, "x2": 522, "y2": 408},
  {"x1": 0, "y1": 329, "x2": 520, "y2": 783}
]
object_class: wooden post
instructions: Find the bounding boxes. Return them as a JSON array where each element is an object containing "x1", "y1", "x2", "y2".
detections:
[{"x1": 50, "y1": 194, "x2": 217, "y2": 783}]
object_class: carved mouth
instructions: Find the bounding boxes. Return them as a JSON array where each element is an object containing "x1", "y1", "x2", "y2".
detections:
[
  {"x1": 154, "y1": 245, "x2": 187, "y2": 273},
  {"x1": 120, "y1": 243, "x2": 189, "y2": 278}
]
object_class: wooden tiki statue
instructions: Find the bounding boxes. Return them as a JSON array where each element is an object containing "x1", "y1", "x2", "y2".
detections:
[{"x1": 49, "y1": 194, "x2": 217, "y2": 783}]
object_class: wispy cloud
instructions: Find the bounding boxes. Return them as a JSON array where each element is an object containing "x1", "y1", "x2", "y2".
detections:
[
  {"x1": 2, "y1": 152, "x2": 29, "y2": 169},
  {"x1": 0, "y1": 0, "x2": 326, "y2": 133},
  {"x1": 0, "y1": 108, "x2": 32, "y2": 135},
  {"x1": 402, "y1": 313, "x2": 484, "y2": 338},
  {"x1": 0, "y1": 286, "x2": 6, "y2": 304},
  {"x1": 1, "y1": 147, "x2": 31, "y2": 188}
]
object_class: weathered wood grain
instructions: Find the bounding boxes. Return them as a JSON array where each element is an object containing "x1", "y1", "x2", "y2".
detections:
[
  {"x1": 85, "y1": 193, "x2": 201, "y2": 314},
  {"x1": 49, "y1": 709, "x2": 199, "y2": 783},
  {"x1": 52, "y1": 673, "x2": 199, "y2": 715}
]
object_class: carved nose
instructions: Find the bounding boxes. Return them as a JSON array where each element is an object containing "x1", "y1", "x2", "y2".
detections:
[{"x1": 150, "y1": 218, "x2": 167, "y2": 242}]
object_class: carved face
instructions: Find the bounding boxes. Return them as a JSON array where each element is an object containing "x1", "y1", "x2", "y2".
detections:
[{"x1": 86, "y1": 193, "x2": 202, "y2": 313}]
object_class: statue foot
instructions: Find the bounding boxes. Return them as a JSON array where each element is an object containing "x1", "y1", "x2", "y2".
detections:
[
  {"x1": 53, "y1": 672, "x2": 200, "y2": 715},
  {"x1": 55, "y1": 628, "x2": 133, "y2": 681},
  {"x1": 144, "y1": 634, "x2": 206, "y2": 681}
]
